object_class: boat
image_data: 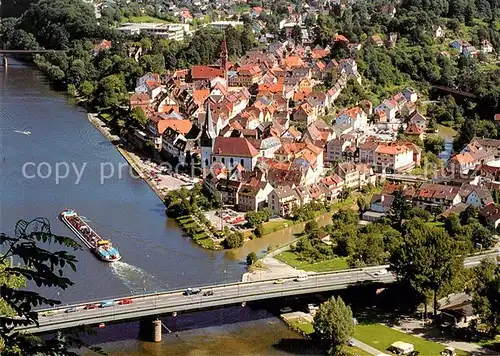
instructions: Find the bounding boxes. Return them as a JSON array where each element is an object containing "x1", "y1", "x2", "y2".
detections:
[{"x1": 59, "y1": 209, "x2": 121, "y2": 262}]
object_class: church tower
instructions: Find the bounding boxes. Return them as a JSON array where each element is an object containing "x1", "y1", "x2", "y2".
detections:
[
  {"x1": 200, "y1": 102, "x2": 217, "y2": 171},
  {"x1": 220, "y1": 38, "x2": 229, "y2": 82}
]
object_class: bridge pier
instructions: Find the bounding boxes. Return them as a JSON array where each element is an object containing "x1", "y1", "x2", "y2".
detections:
[
  {"x1": 139, "y1": 318, "x2": 162, "y2": 342},
  {"x1": 2, "y1": 56, "x2": 7, "y2": 68}
]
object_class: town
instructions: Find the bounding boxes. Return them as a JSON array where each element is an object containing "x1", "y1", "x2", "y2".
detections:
[{"x1": 2, "y1": 0, "x2": 500, "y2": 355}]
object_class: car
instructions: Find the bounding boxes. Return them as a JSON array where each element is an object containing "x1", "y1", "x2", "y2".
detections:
[
  {"x1": 294, "y1": 275, "x2": 309, "y2": 282},
  {"x1": 84, "y1": 303, "x2": 98, "y2": 310},
  {"x1": 374, "y1": 269, "x2": 388, "y2": 276},
  {"x1": 203, "y1": 291, "x2": 214, "y2": 296},
  {"x1": 348, "y1": 340, "x2": 356, "y2": 347},
  {"x1": 65, "y1": 307, "x2": 77, "y2": 313},
  {"x1": 40, "y1": 311, "x2": 56, "y2": 317},
  {"x1": 118, "y1": 298, "x2": 133, "y2": 305},
  {"x1": 183, "y1": 288, "x2": 202, "y2": 296},
  {"x1": 274, "y1": 279, "x2": 285, "y2": 284},
  {"x1": 100, "y1": 300, "x2": 115, "y2": 308}
]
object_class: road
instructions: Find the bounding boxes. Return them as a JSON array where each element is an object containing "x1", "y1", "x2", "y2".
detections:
[
  {"x1": 20, "y1": 266, "x2": 395, "y2": 334},
  {"x1": 17, "y1": 251, "x2": 499, "y2": 334}
]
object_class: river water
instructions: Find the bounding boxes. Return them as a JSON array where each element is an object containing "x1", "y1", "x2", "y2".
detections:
[
  {"x1": 0, "y1": 62, "x2": 255, "y2": 303},
  {"x1": 1, "y1": 62, "x2": 317, "y2": 355}
]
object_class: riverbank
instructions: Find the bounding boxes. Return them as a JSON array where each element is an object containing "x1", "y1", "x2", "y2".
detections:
[{"x1": 87, "y1": 113, "x2": 185, "y2": 201}]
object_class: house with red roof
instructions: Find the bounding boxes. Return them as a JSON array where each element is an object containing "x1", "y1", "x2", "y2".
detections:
[
  {"x1": 404, "y1": 123, "x2": 424, "y2": 140},
  {"x1": 336, "y1": 107, "x2": 368, "y2": 130},
  {"x1": 212, "y1": 137, "x2": 261, "y2": 171},
  {"x1": 293, "y1": 103, "x2": 317, "y2": 125}
]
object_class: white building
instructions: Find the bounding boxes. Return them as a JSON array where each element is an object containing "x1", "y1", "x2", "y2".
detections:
[
  {"x1": 117, "y1": 23, "x2": 189, "y2": 41},
  {"x1": 335, "y1": 107, "x2": 368, "y2": 130}
]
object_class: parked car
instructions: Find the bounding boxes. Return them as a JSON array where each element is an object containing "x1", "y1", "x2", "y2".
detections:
[
  {"x1": 84, "y1": 303, "x2": 99, "y2": 310},
  {"x1": 65, "y1": 307, "x2": 77, "y2": 313},
  {"x1": 100, "y1": 300, "x2": 115, "y2": 308},
  {"x1": 274, "y1": 279, "x2": 285, "y2": 284},
  {"x1": 202, "y1": 291, "x2": 214, "y2": 296},
  {"x1": 348, "y1": 340, "x2": 356, "y2": 347},
  {"x1": 118, "y1": 298, "x2": 133, "y2": 305}
]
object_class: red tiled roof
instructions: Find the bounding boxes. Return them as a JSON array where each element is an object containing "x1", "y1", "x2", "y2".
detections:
[
  {"x1": 213, "y1": 137, "x2": 260, "y2": 157},
  {"x1": 191, "y1": 66, "x2": 224, "y2": 80}
]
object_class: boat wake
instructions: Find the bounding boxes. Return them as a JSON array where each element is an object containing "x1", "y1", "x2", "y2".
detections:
[
  {"x1": 110, "y1": 261, "x2": 166, "y2": 294},
  {"x1": 13, "y1": 130, "x2": 31, "y2": 136}
]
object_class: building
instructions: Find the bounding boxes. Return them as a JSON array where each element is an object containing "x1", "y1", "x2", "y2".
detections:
[
  {"x1": 335, "y1": 107, "x2": 367, "y2": 130},
  {"x1": 479, "y1": 204, "x2": 500, "y2": 230},
  {"x1": 116, "y1": 23, "x2": 188, "y2": 41},
  {"x1": 268, "y1": 185, "x2": 300, "y2": 216},
  {"x1": 238, "y1": 181, "x2": 273, "y2": 211},
  {"x1": 411, "y1": 183, "x2": 462, "y2": 210},
  {"x1": 209, "y1": 21, "x2": 244, "y2": 30},
  {"x1": 375, "y1": 144, "x2": 415, "y2": 173},
  {"x1": 212, "y1": 137, "x2": 260, "y2": 171}
]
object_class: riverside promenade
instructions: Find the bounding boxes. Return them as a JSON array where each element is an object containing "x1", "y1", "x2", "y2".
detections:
[{"x1": 87, "y1": 113, "x2": 185, "y2": 200}]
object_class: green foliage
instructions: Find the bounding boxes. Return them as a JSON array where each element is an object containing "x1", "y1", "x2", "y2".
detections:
[
  {"x1": 313, "y1": 296, "x2": 354, "y2": 355},
  {"x1": 245, "y1": 208, "x2": 273, "y2": 228},
  {"x1": 424, "y1": 135, "x2": 445, "y2": 154},
  {"x1": 130, "y1": 107, "x2": 147, "y2": 129},
  {"x1": 0, "y1": 218, "x2": 104, "y2": 355},
  {"x1": 95, "y1": 74, "x2": 128, "y2": 109},
  {"x1": 225, "y1": 231, "x2": 244, "y2": 249},
  {"x1": 470, "y1": 260, "x2": 500, "y2": 336},
  {"x1": 165, "y1": 184, "x2": 219, "y2": 218},
  {"x1": 246, "y1": 252, "x2": 258, "y2": 266},
  {"x1": 390, "y1": 218, "x2": 465, "y2": 316}
]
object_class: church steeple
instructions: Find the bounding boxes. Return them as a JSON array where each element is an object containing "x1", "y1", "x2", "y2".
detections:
[
  {"x1": 200, "y1": 101, "x2": 217, "y2": 172},
  {"x1": 200, "y1": 101, "x2": 216, "y2": 147},
  {"x1": 220, "y1": 38, "x2": 229, "y2": 81}
]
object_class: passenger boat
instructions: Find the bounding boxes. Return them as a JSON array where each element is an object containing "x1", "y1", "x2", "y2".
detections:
[{"x1": 59, "y1": 209, "x2": 121, "y2": 262}]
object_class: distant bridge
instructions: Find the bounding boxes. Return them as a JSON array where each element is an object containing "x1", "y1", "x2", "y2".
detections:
[
  {"x1": 0, "y1": 50, "x2": 68, "y2": 54},
  {"x1": 432, "y1": 85, "x2": 477, "y2": 99},
  {"x1": 13, "y1": 251, "x2": 499, "y2": 342},
  {"x1": 0, "y1": 50, "x2": 68, "y2": 67}
]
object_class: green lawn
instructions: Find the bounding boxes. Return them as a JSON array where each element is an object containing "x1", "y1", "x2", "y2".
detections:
[
  {"x1": 276, "y1": 251, "x2": 349, "y2": 272},
  {"x1": 261, "y1": 219, "x2": 295, "y2": 235},
  {"x1": 122, "y1": 16, "x2": 166, "y2": 23},
  {"x1": 478, "y1": 336, "x2": 500, "y2": 352},
  {"x1": 354, "y1": 323, "x2": 469, "y2": 356},
  {"x1": 288, "y1": 318, "x2": 314, "y2": 335},
  {"x1": 343, "y1": 346, "x2": 372, "y2": 356}
]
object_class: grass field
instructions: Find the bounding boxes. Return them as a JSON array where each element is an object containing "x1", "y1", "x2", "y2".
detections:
[
  {"x1": 276, "y1": 251, "x2": 349, "y2": 272},
  {"x1": 122, "y1": 16, "x2": 165, "y2": 23},
  {"x1": 261, "y1": 219, "x2": 295, "y2": 235},
  {"x1": 354, "y1": 323, "x2": 469, "y2": 356}
]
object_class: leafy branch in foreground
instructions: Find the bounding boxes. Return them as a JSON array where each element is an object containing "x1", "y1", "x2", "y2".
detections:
[{"x1": 0, "y1": 217, "x2": 105, "y2": 355}]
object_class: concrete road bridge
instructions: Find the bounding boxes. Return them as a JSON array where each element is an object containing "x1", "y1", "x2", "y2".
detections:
[{"x1": 14, "y1": 251, "x2": 500, "y2": 342}]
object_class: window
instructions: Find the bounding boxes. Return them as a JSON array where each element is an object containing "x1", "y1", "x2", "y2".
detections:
[
  {"x1": 213, "y1": 157, "x2": 216, "y2": 162},
  {"x1": 221, "y1": 158, "x2": 225, "y2": 164},
  {"x1": 241, "y1": 159, "x2": 245, "y2": 167},
  {"x1": 205, "y1": 159, "x2": 208, "y2": 167},
  {"x1": 230, "y1": 158, "x2": 234, "y2": 166}
]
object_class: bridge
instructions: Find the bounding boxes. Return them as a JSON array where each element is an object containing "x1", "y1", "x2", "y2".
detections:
[
  {"x1": 15, "y1": 251, "x2": 499, "y2": 342},
  {"x1": 0, "y1": 49, "x2": 68, "y2": 68},
  {"x1": 385, "y1": 173, "x2": 430, "y2": 183}
]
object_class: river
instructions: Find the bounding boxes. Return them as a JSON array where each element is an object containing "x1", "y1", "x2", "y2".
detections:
[
  {"x1": 1, "y1": 61, "x2": 255, "y2": 303},
  {"x1": 1, "y1": 62, "x2": 319, "y2": 355}
]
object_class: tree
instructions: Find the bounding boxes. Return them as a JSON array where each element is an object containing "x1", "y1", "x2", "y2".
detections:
[
  {"x1": 130, "y1": 107, "x2": 147, "y2": 129},
  {"x1": 246, "y1": 252, "x2": 258, "y2": 266},
  {"x1": 95, "y1": 74, "x2": 128, "y2": 109},
  {"x1": 390, "y1": 219, "x2": 464, "y2": 316},
  {"x1": 313, "y1": 296, "x2": 354, "y2": 355},
  {"x1": 291, "y1": 25, "x2": 302, "y2": 43},
  {"x1": 424, "y1": 135, "x2": 445, "y2": 154},
  {"x1": 470, "y1": 260, "x2": 500, "y2": 336},
  {"x1": 305, "y1": 220, "x2": 319, "y2": 233},
  {"x1": 225, "y1": 231, "x2": 244, "y2": 249},
  {"x1": 80, "y1": 80, "x2": 94, "y2": 100},
  {"x1": 387, "y1": 189, "x2": 412, "y2": 229},
  {"x1": 0, "y1": 218, "x2": 103, "y2": 355}
]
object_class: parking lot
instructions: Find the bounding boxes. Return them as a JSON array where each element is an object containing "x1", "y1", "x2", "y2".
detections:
[{"x1": 205, "y1": 209, "x2": 247, "y2": 231}]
